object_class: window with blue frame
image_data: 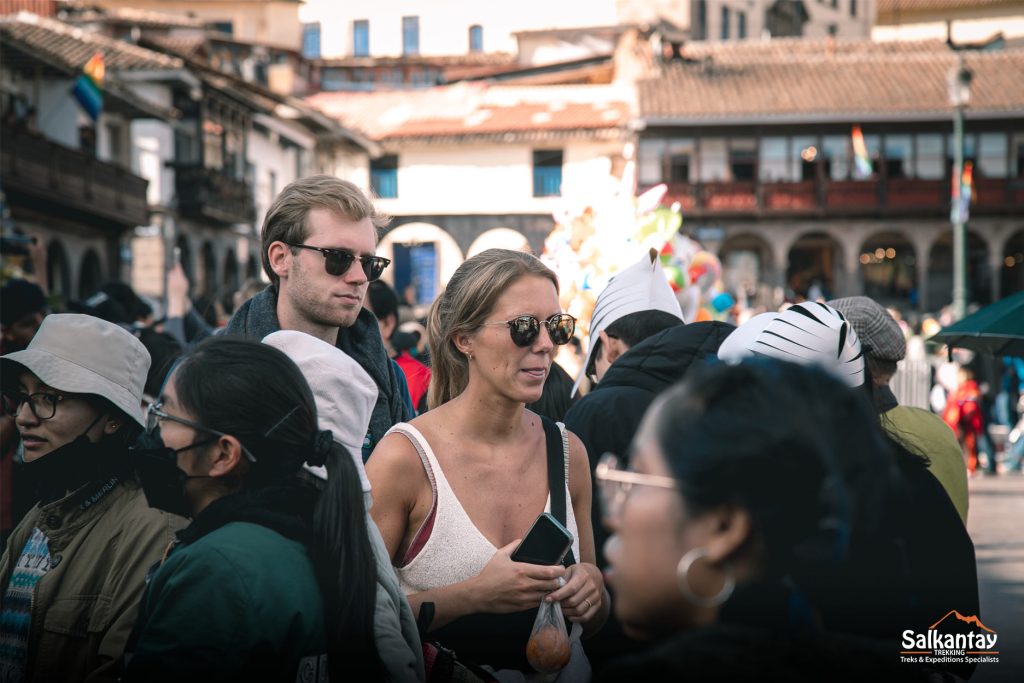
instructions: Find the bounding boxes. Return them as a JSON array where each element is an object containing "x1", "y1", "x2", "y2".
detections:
[
  {"x1": 302, "y1": 23, "x2": 321, "y2": 59},
  {"x1": 721, "y1": 7, "x2": 731, "y2": 39},
  {"x1": 211, "y1": 21, "x2": 233, "y2": 35},
  {"x1": 402, "y1": 16, "x2": 419, "y2": 56},
  {"x1": 469, "y1": 25, "x2": 483, "y2": 53},
  {"x1": 532, "y1": 150, "x2": 563, "y2": 197},
  {"x1": 370, "y1": 155, "x2": 398, "y2": 198},
  {"x1": 353, "y1": 19, "x2": 369, "y2": 57},
  {"x1": 738, "y1": 12, "x2": 747, "y2": 39}
]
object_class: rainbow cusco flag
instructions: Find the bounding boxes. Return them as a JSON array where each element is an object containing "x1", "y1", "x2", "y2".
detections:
[
  {"x1": 72, "y1": 52, "x2": 105, "y2": 121},
  {"x1": 851, "y1": 125, "x2": 873, "y2": 179}
]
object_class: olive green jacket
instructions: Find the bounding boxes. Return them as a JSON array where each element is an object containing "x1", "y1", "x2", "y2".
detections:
[{"x1": 0, "y1": 479, "x2": 184, "y2": 683}]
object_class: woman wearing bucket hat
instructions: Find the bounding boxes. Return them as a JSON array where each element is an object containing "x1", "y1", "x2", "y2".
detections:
[{"x1": 0, "y1": 314, "x2": 185, "y2": 683}]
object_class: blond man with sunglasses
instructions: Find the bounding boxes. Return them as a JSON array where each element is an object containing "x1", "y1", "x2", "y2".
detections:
[{"x1": 225, "y1": 175, "x2": 413, "y2": 460}]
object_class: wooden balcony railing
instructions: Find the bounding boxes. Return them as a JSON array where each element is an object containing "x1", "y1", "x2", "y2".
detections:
[
  {"x1": 656, "y1": 176, "x2": 1022, "y2": 218},
  {"x1": 175, "y1": 164, "x2": 256, "y2": 226},
  {"x1": 0, "y1": 127, "x2": 149, "y2": 227}
]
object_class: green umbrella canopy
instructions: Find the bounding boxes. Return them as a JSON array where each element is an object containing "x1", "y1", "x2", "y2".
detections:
[{"x1": 929, "y1": 292, "x2": 1024, "y2": 357}]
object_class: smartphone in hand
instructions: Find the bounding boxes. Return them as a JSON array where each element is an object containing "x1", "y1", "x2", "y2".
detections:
[{"x1": 511, "y1": 512, "x2": 574, "y2": 566}]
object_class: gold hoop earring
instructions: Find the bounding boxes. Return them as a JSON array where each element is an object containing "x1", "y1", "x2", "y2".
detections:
[{"x1": 676, "y1": 547, "x2": 735, "y2": 608}]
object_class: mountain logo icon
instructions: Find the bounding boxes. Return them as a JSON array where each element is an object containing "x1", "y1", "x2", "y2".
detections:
[
  {"x1": 902, "y1": 610, "x2": 999, "y2": 655},
  {"x1": 929, "y1": 611, "x2": 996, "y2": 634}
]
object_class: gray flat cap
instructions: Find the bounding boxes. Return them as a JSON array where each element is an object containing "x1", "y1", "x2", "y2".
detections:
[{"x1": 827, "y1": 296, "x2": 905, "y2": 362}]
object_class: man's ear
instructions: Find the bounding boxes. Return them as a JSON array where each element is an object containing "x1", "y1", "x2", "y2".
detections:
[
  {"x1": 207, "y1": 435, "x2": 248, "y2": 479},
  {"x1": 267, "y1": 241, "x2": 292, "y2": 282},
  {"x1": 599, "y1": 331, "x2": 629, "y2": 365},
  {"x1": 380, "y1": 313, "x2": 398, "y2": 340}
]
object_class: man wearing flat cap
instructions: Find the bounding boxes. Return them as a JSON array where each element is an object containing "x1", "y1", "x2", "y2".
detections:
[{"x1": 829, "y1": 296, "x2": 968, "y2": 523}]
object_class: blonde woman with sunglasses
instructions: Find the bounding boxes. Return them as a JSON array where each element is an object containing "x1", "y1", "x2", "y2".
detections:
[{"x1": 367, "y1": 249, "x2": 609, "y2": 679}]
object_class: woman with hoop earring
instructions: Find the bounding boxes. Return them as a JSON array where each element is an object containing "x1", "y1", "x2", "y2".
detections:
[{"x1": 596, "y1": 360, "x2": 937, "y2": 682}]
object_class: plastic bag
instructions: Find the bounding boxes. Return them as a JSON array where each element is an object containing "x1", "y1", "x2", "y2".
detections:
[{"x1": 526, "y1": 597, "x2": 571, "y2": 674}]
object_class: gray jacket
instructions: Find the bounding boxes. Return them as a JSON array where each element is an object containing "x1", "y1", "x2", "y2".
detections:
[{"x1": 365, "y1": 502, "x2": 424, "y2": 683}]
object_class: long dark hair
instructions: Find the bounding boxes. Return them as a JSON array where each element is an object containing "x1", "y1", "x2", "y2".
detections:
[
  {"x1": 172, "y1": 337, "x2": 381, "y2": 679},
  {"x1": 645, "y1": 359, "x2": 897, "y2": 576}
]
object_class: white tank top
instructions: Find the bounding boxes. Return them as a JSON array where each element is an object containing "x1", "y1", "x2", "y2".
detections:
[{"x1": 388, "y1": 422, "x2": 581, "y2": 595}]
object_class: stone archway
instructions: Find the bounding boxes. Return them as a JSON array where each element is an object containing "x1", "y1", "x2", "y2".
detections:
[
  {"x1": 379, "y1": 223, "x2": 464, "y2": 306},
  {"x1": 786, "y1": 232, "x2": 843, "y2": 300},
  {"x1": 719, "y1": 232, "x2": 774, "y2": 307},
  {"x1": 858, "y1": 231, "x2": 918, "y2": 310},
  {"x1": 223, "y1": 247, "x2": 239, "y2": 311},
  {"x1": 1001, "y1": 229, "x2": 1024, "y2": 298},
  {"x1": 201, "y1": 241, "x2": 218, "y2": 298},
  {"x1": 466, "y1": 228, "x2": 532, "y2": 259},
  {"x1": 47, "y1": 239, "x2": 71, "y2": 304},
  {"x1": 928, "y1": 230, "x2": 991, "y2": 309},
  {"x1": 78, "y1": 249, "x2": 103, "y2": 299},
  {"x1": 175, "y1": 235, "x2": 194, "y2": 285}
]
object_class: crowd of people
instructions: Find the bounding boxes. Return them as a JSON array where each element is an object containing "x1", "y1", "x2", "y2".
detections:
[{"x1": 0, "y1": 173, "x2": 1013, "y2": 682}]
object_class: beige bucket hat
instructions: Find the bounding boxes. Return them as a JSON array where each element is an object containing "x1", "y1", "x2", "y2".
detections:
[{"x1": 2, "y1": 313, "x2": 151, "y2": 427}]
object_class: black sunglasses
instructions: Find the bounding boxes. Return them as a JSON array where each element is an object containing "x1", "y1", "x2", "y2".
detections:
[
  {"x1": 285, "y1": 243, "x2": 391, "y2": 281},
  {"x1": 483, "y1": 314, "x2": 577, "y2": 348}
]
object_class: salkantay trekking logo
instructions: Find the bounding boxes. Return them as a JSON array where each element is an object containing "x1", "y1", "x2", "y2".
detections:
[{"x1": 901, "y1": 610, "x2": 999, "y2": 665}]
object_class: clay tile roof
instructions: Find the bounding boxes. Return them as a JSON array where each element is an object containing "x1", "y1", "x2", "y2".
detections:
[
  {"x1": 877, "y1": 0, "x2": 1022, "y2": 16},
  {"x1": 142, "y1": 33, "x2": 207, "y2": 59},
  {"x1": 639, "y1": 38, "x2": 1024, "y2": 122},
  {"x1": 65, "y1": 6, "x2": 206, "y2": 29},
  {"x1": 0, "y1": 11, "x2": 183, "y2": 71},
  {"x1": 305, "y1": 83, "x2": 631, "y2": 144}
]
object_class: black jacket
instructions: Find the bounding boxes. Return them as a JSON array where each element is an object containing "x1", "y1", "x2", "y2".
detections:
[{"x1": 564, "y1": 321, "x2": 735, "y2": 568}]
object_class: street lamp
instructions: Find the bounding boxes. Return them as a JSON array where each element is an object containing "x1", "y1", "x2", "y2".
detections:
[{"x1": 948, "y1": 53, "x2": 972, "y2": 320}]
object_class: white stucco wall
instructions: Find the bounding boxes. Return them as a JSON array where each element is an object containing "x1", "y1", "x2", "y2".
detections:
[
  {"x1": 873, "y1": 16, "x2": 1024, "y2": 42},
  {"x1": 37, "y1": 80, "x2": 81, "y2": 149},
  {"x1": 301, "y1": 0, "x2": 619, "y2": 58},
  {"x1": 94, "y1": 0, "x2": 302, "y2": 49},
  {"x1": 248, "y1": 127, "x2": 300, "y2": 229},
  {"x1": 373, "y1": 139, "x2": 625, "y2": 215}
]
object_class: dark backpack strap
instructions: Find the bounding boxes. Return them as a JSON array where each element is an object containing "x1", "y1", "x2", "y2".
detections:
[
  {"x1": 418, "y1": 601, "x2": 436, "y2": 640},
  {"x1": 541, "y1": 416, "x2": 576, "y2": 567}
]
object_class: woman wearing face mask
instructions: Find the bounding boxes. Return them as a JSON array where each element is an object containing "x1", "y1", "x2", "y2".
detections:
[
  {"x1": 597, "y1": 361, "x2": 937, "y2": 682},
  {"x1": 124, "y1": 337, "x2": 381, "y2": 682},
  {"x1": 0, "y1": 314, "x2": 184, "y2": 683},
  {"x1": 368, "y1": 249, "x2": 608, "y2": 678}
]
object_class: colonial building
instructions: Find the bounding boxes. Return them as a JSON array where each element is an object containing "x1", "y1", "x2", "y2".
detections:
[
  {"x1": 635, "y1": 37, "x2": 1024, "y2": 311},
  {"x1": 0, "y1": 12, "x2": 185, "y2": 304},
  {"x1": 307, "y1": 83, "x2": 632, "y2": 305}
]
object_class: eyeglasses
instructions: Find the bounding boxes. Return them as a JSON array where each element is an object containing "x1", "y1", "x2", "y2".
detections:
[
  {"x1": 2, "y1": 391, "x2": 64, "y2": 421},
  {"x1": 595, "y1": 452, "x2": 680, "y2": 524},
  {"x1": 285, "y1": 243, "x2": 391, "y2": 281},
  {"x1": 146, "y1": 400, "x2": 257, "y2": 462},
  {"x1": 481, "y1": 314, "x2": 577, "y2": 348}
]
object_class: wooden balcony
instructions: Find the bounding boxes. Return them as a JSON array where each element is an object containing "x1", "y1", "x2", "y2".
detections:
[
  {"x1": 657, "y1": 176, "x2": 1023, "y2": 219},
  {"x1": 0, "y1": 127, "x2": 148, "y2": 227},
  {"x1": 175, "y1": 164, "x2": 256, "y2": 226}
]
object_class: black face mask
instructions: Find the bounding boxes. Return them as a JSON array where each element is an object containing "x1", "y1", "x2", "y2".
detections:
[
  {"x1": 22, "y1": 432, "x2": 111, "y2": 504},
  {"x1": 132, "y1": 425, "x2": 216, "y2": 518}
]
